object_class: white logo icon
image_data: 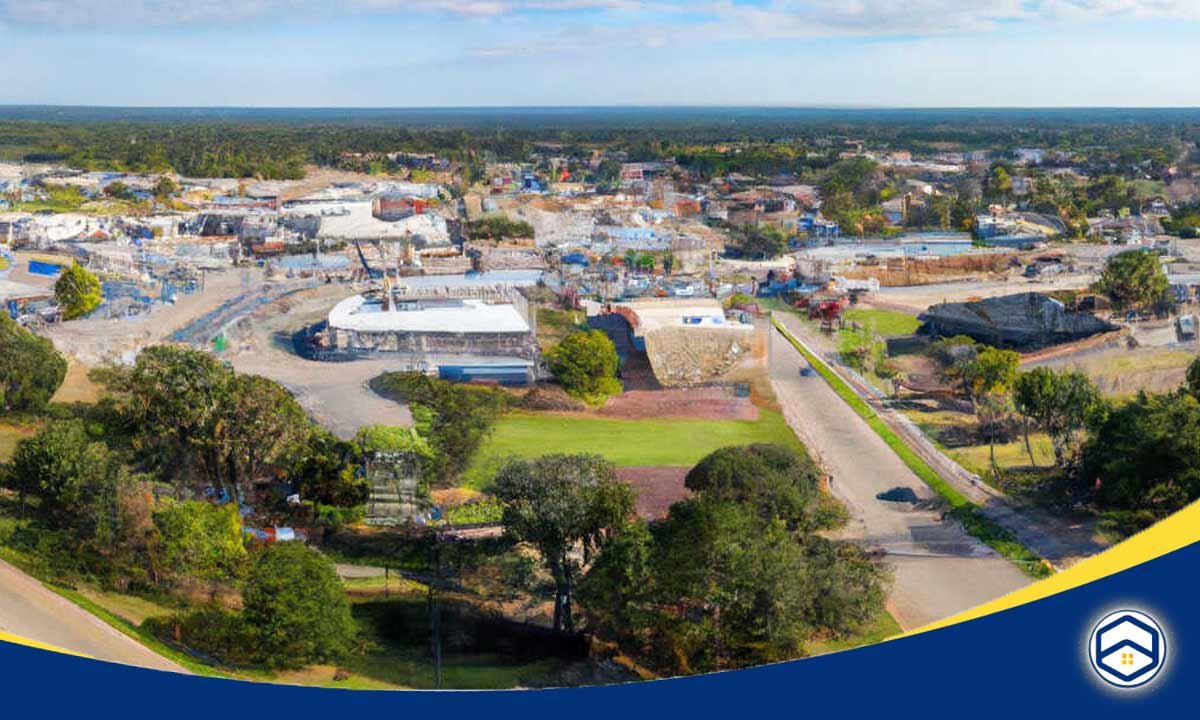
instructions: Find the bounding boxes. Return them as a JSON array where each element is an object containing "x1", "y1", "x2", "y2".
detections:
[{"x1": 1088, "y1": 609, "x2": 1166, "y2": 689}]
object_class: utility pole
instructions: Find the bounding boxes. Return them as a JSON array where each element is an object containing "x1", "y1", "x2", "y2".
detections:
[{"x1": 428, "y1": 533, "x2": 444, "y2": 689}]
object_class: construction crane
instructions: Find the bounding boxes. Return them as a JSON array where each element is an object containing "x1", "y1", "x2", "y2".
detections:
[{"x1": 352, "y1": 239, "x2": 382, "y2": 280}]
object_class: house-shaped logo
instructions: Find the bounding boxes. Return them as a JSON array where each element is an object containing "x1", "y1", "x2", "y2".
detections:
[{"x1": 1088, "y1": 610, "x2": 1166, "y2": 688}]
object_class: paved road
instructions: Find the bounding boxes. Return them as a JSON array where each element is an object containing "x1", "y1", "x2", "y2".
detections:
[
  {"x1": 0, "y1": 559, "x2": 184, "y2": 672},
  {"x1": 769, "y1": 328, "x2": 1031, "y2": 630}
]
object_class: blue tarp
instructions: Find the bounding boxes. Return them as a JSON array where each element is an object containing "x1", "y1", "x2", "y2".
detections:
[{"x1": 27, "y1": 260, "x2": 63, "y2": 277}]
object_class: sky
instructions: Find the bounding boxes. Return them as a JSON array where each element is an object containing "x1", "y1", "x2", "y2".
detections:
[{"x1": 0, "y1": 1, "x2": 1198, "y2": 108}]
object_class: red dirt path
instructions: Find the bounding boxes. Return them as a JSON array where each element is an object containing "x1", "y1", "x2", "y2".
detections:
[{"x1": 617, "y1": 466, "x2": 692, "y2": 520}]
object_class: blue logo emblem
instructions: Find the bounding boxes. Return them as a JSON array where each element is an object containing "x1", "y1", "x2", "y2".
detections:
[{"x1": 1088, "y1": 610, "x2": 1166, "y2": 688}]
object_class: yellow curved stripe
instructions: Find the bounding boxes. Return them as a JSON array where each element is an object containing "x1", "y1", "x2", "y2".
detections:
[
  {"x1": 0, "y1": 628, "x2": 88, "y2": 658},
  {"x1": 904, "y1": 499, "x2": 1200, "y2": 638}
]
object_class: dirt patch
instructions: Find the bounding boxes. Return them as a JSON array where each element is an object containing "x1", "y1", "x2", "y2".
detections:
[
  {"x1": 431, "y1": 487, "x2": 485, "y2": 508},
  {"x1": 600, "y1": 388, "x2": 758, "y2": 421},
  {"x1": 51, "y1": 359, "x2": 103, "y2": 404},
  {"x1": 518, "y1": 385, "x2": 586, "y2": 412},
  {"x1": 616, "y1": 466, "x2": 691, "y2": 520}
]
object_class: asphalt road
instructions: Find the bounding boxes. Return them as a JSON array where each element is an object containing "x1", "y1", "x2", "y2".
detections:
[
  {"x1": 0, "y1": 558, "x2": 184, "y2": 672},
  {"x1": 769, "y1": 328, "x2": 1031, "y2": 630}
]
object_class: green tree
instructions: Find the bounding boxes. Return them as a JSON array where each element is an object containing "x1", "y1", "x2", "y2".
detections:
[
  {"x1": 737, "y1": 225, "x2": 789, "y2": 259},
  {"x1": 576, "y1": 519, "x2": 654, "y2": 643},
  {"x1": 370, "y1": 372, "x2": 512, "y2": 483},
  {"x1": 961, "y1": 346, "x2": 1020, "y2": 474},
  {"x1": 987, "y1": 166, "x2": 1013, "y2": 204},
  {"x1": 0, "y1": 313, "x2": 67, "y2": 414},
  {"x1": 2, "y1": 419, "x2": 125, "y2": 542},
  {"x1": 493, "y1": 454, "x2": 635, "y2": 633},
  {"x1": 150, "y1": 499, "x2": 247, "y2": 589},
  {"x1": 95, "y1": 345, "x2": 233, "y2": 490},
  {"x1": 1080, "y1": 391, "x2": 1200, "y2": 532},
  {"x1": 103, "y1": 181, "x2": 134, "y2": 199},
  {"x1": 293, "y1": 429, "x2": 368, "y2": 508},
  {"x1": 218, "y1": 374, "x2": 312, "y2": 489},
  {"x1": 54, "y1": 262, "x2": 102, "y2": 320},
  {"x1": 1013, "y1": 367, "x2": 1100, "y2": 467},
  {"x1": 1184, "y1": 355, "x2": 1200, "y2": 400},
  {"x1": 547, "y1": 330, "x2": 622, "y2": 404},
  {"x1": 684, "y1": 444, "x2": 823, "y2": 530},
  {"x1": 242, "y1": 542, "x2": 355, "y2": 669},
  {"x1": 153, "y1": 175, "x2": 178, "y2": 200},
  {"x1": 1095, "y1": 249, "x2": 1169, "y2": 311},
  {"x1": 649, "y1": 499, "x2": 816, "y2": 672}
]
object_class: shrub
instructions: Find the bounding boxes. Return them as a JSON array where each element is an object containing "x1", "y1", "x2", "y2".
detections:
[
  {"x1": 0, "y1": 313, "x2": 67, "y2": 414},
  {"x1": 242, "y1": 543, "x2": 355, "y2": 669},
  {"x1": 547, "y1": 330, "x2": 622, "y2": 404}
]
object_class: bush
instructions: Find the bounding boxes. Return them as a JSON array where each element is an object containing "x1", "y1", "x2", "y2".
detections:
[
  {"x1": 242, "y1": 543, "x2": 355, "y2": 669},
  {"x1": 371, "y1": 373, "x2": 513, "y2": 483},
  {"x1": 547, "y1": 330, "x2": 622, "y2": 404},
  {"x1": 54, "y1": 262, "x2": 102, "y2": 320},
  {"x1": 0, "y1": 313, "x2": 67, "y2": 414},
  {"x1": 146, "y1": 605, "x2": 256, "y2": 667},
  {"x1": 444, "y1": 496, "x2": 503, "y2": 525}
]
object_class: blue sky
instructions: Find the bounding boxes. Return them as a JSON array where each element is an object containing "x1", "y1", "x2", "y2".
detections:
[{"x1": 1, "y1": 1, "x2": 1198, "y2": 107}]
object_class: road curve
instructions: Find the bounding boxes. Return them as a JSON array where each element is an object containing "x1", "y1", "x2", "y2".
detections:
[
  {"x1": 0, "y1": 558, "x2": 185, "y2": 673},
  {"x1": 768, "y1": 326, "x2": 1031, "y2": 630}
]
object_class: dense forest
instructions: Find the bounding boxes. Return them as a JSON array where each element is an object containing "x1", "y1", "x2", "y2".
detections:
[{"x1": 1, "y1": 106, "x2": 1197, "y2": 180}]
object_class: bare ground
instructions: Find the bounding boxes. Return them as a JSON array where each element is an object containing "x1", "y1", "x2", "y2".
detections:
[
  {"x1": 615, "y1": 467, "x2": 691, "y2": 520},
  {"x1": 600, "y1": 388, "x2": 758, "y2": 421}
]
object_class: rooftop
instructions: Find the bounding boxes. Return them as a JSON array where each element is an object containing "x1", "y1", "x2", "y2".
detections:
[{"x1": 328, "y1": 295, "x2": 530, "y2": 334}]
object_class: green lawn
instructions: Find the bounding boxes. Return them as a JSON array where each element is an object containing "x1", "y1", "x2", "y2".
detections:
[
  {"x1": 841, "y1": 308, "x2": 921, "y2": 338},
  {"x1": 463, "y1": 409, "x2": 803, "y2": 490}
]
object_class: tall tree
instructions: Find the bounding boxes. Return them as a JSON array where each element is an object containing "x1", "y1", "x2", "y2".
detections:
[
  {"x1": 95, "y1": 345, "x2": 232, "y2": 491},
  {"x1": 1013, "y1": 367, "x2": 1099, "y2": 467},
  {"x1": 962, "y1": 346, "x2": 1020, "y2": 474},
  {"x1": 493, "y1": 454, "x2": 635, "y2": 633},
  {"x1": 218, "y1": 374, "x2": 312, "y2": 489}
]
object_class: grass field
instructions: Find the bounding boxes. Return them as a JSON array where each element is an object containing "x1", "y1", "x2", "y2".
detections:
[
  {"x1": 905, "y1": 407, "x2": 1058, "y2": 474},
  {"x1": 951, "y1": 437, "x2": 1056, "y2": 477},
  {"x1": 463, "y1": 409, "x2": 804, "y2": 489},
  {"x1": 842, "y1": 307, "x2": 922, "y2": 338}
]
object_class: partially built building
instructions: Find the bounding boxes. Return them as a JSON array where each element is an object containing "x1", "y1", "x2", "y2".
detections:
[
  {"x1": 593, "y1": 298, "x2": 764, "y2": 388},
  {"x1": 919, "y1": 292, "x2": 1117, "y2": 350},
  {"x1": 326, "y1": 284, "x2": 539, "y2": 384}
]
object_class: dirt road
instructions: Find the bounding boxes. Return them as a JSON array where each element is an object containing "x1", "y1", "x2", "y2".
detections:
[
  {"x1": 769, "y1": 328, "x2": 1030, "y2": 630},
  {"x1": 0, "y1": 558, "x2": 183, "y2": 672}
]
